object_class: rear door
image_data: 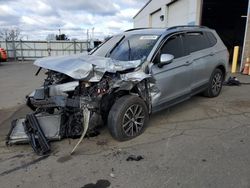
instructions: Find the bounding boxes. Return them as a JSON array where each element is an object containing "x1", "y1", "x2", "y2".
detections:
[
  {"x1": 182, "y1": 31, "x2": 215, "y2": 92},
  {"x1": 151, "y1": 34, "x2": 192, "y2": 107}
]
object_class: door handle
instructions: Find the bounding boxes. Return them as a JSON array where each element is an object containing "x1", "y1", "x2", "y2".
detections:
[{"x1": 209, "y1": 52, "x2": 215, "y2": 56}]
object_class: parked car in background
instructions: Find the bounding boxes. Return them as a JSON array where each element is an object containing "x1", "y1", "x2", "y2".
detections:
[{"x1": 0, "y1": 48, "x2": 7, "y2": 62}]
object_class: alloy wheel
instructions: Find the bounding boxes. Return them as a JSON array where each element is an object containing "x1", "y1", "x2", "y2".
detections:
[
  {"x1": 122, "y1": 104, "x2": 145, "y2": 137},
  {"x1": 211, "y1": 72, "x2": 222, "y2": 95}
]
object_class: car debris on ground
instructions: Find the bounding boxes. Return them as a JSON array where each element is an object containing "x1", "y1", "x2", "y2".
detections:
[
  {"x1": 223, "y1": 76, "x2": 250, "y2": 86},
  {"x1": 126, "y1": 155, "x2": 144, "y2": 161}
]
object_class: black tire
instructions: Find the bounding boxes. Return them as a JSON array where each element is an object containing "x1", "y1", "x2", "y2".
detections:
[
  {"x1": 203, "y1": 68, "x2": 224, "y2": 98},
  {"x1": 108, "y1": 95, "x2": 149, "y2": 141}
]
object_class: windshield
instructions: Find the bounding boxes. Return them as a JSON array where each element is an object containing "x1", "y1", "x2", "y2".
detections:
[
  {"x1": 91, "y1": 35, "x2": 124, "y2": 57},
  {"x1": 92, "y1": 34, "x2": 159, "y2": 61}
]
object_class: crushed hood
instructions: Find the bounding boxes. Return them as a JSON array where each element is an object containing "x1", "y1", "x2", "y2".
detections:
[{"x1": 34, "y1": 53, "x2": 142, "y2": 81}]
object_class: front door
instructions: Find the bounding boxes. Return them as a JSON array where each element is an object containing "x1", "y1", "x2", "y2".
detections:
[{"x1": 150, "y1": 34, "x2": 192, "y2": 108}]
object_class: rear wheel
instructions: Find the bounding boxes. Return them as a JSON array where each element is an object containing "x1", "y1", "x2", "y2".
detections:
[
  {"x1": 108, "y1": 95, "x2": 149, "y2": 141},
  {"x1": 203, "y1": 68, "x2": 224, "y2": 97}
]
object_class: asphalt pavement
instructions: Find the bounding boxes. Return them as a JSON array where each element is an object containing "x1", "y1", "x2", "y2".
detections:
[{"x1": 0, "y1": 61, "x2": 250, "y2": 188}]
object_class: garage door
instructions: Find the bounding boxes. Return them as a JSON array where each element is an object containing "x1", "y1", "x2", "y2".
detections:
[
  {"x1": 151, "y1": 9, "x2": 163, "y2": 27},
  {"x1": 167, "y1": 0, "x2": 188, "y2": 27}
]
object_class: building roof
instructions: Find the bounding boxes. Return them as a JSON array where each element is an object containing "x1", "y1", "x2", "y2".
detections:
[{"x1": 133, "y1": 0, "x2": 152, "y2": 19}]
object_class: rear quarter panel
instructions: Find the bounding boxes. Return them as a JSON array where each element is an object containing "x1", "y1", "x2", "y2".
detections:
[{"x1": 212, "y1": 30, "x2": 229, "y2": 77}]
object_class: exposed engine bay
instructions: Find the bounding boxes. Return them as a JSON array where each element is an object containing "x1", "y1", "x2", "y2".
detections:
[{"x1": 6, "y1": 54, "x2": 156, "y2": 155}]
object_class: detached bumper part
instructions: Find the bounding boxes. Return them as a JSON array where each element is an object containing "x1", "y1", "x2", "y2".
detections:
[
  {"x1": 24, "y1": 114, "x2": 50, "y2": 155},
  {"x1": 6, "y1": 113, "x2": 62, "y2": 155}
]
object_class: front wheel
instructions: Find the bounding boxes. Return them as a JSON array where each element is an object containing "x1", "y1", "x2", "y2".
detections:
[
  {"x1": 108, "y1": 95, "x2": 149, "y2": 141},
  {"x1": 203, "y1": 68, "x2": 224, "y2": 98}
]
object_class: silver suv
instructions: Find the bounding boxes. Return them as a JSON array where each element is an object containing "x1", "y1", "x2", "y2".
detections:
[{"x1": 8, "y1": 26, "x2": 228, "y2": 149}]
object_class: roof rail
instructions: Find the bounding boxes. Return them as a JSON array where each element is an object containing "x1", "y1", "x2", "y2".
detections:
[
  {"x1": 167, "y1": 25, "x2": 208, "y2": 31},
  {"x1": 125, "y1": 28, "x2": 152, "y2": 32}
]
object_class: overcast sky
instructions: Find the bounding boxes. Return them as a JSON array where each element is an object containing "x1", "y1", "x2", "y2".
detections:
[{"x1": 0, "y1": 0, "x2": 147, "y2": 40}]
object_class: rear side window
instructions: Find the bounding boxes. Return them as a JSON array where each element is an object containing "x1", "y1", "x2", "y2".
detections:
[
  {"x1": 183, "y1": 32, "x2": 210, "y2": 53},
  {"x1": 206, "y1": 32, "x2": 217, "y2": 47},
  {"x1": 161, "y1": 35, "x2": 184, "y2": 59}
]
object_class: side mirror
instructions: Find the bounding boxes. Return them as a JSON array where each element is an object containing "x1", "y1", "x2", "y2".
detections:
[{"x1": 158, "y1": 54, "x2": 174, "y2": 68}]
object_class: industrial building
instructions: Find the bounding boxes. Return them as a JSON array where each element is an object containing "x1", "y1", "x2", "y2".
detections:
[{"x1": 133, "y1": 0, "x2": 249, "y2": 69}]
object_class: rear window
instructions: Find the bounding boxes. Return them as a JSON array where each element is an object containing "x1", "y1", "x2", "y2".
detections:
[
  {"x1": 183, "y1": 32, "x2": 210, "y2": 53},
  {"x1": 206, "y1": 32, "x2": 217, "y2": 47}
]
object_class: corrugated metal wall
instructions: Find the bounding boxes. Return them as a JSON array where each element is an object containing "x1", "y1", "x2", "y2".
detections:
[{"x1": 133, "y1": 0, "x2": 201, "y2": 28}]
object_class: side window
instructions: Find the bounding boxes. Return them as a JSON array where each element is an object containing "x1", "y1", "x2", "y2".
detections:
[
  {"x1": 183, "y1": 32, "x2": 210, "y2": 53},
  {"x1": 161, "y1": 35, "x2": 184, "y2": 59},
  {"x1": 206, "y1": 32, "x2": 217, "y2": 47}
]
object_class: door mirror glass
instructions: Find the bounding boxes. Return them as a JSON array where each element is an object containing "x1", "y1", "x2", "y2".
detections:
[{"x1": 158, "y1": 54, "x2": 174, "y2": 68}]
